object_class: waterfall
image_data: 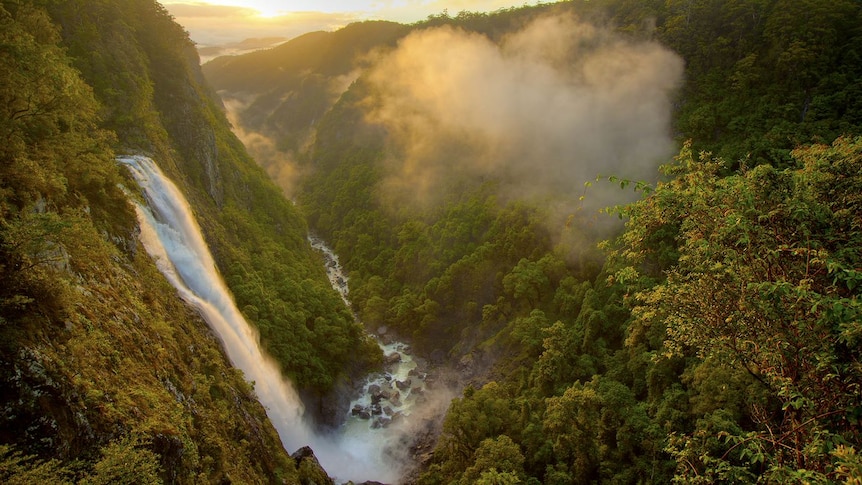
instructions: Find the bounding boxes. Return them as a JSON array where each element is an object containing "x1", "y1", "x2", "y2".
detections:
[{"x1": 119, "y1": 155, "x2": 403, "y2": 484}]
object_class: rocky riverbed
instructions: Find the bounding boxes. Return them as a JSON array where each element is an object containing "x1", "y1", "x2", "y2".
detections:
[{"x1": 309, "y1": 235, "x2": 453, "y2": 483}]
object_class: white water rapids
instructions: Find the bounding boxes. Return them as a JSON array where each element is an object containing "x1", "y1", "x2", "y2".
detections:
[
  {"x1": 119, "y1": 155, "x2": 408, "y2": 484},
  {"x1": 308, "y1": 236, "x2": 430, "y2": 432}
]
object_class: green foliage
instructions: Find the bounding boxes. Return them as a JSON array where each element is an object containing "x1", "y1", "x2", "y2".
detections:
[
  {"x1": 206, "y1": 1, "x2": 862, "y2": 483},
  {"x1": 80, "y1": 436, "x2": 162, "y2": 485},
  {"x1": 613, "y1": 137, "x2": 862, "y2": 480},
  {"x1": 0, "y1": 445, "x2": 73, "y2": 484},
  {"x1": 0, "y1": 2, "x2": 134, "y2": 232},
  {"x1": 36, "y1": 0, "x2": 380, "y2": 393},
  {"x1": 460, "y1": 435, "x2": 526, "y2": 485},
  {"x1": 0, "y1": 1, "x2": 329, "y2": 483},
  {"x1": 430, "y1": 382, "x2": 523, "y2": 482},
  {"x1": 657, "y1": 0, "x2": 862, "y2": 165}
]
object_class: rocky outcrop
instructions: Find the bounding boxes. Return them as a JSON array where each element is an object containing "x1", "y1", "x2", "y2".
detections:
[{"x1": 292, "y1": 446, "x2": 334, "y2": 485}]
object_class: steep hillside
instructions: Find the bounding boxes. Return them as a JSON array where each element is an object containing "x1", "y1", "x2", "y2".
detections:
[
  {"x1": 46, "y1": 0, "x2": 381, "y2": 394},
  {"x1": 204, "y1": 21, "x2": 408, "y2": 153},
  {"x1": 203, "y1": 0, "x2": 862, "y2": 483},
  {"x1": 0, "y1": 0, "x2": 378, "y2": 482}
]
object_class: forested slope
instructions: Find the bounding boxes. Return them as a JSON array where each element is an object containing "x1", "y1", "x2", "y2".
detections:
[
  {"x1": 0, "y1": 1, "x2": 377, "y2": 482},
  {"x1": 45, "y1": 0, "x2": 380, "y2": 394},
  {"x1": 205, "y1": 0, "x2": 862, "y2": 483}
]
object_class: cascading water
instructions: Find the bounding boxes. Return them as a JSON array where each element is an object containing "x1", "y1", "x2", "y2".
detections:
[
  {"x1": 119, "y1": 155, "x2": 407, "y2": 484},
  {"x1": 308, "y1": 236, "x2": 430, "y2": 432}
]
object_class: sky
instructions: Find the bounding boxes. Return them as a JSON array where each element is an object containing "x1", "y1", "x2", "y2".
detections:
[{"x1": 161, "y1": 0, "x2": 550, "y2": 47}]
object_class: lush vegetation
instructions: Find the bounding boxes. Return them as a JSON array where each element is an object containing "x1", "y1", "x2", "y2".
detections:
[
  {"x1": 43, "y1": 0, "x2": 380, "y2": 393},
  {"x1": 0, "y1": 0, "x2": 375, "y2": 482},
  {"x1": 206, "y1": 0, "x2": 862, "y2": 483}
]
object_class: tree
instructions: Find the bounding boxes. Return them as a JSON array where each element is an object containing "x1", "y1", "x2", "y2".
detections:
[
  {"x1": 543, "y1": 380, "x2": 602, "y2": 482},
  {"x1": 612, "y1": 138, "x2": 862, "y2": 480},
  {"x1": 460, "y1": 435, "x2": 526, "y2": 484}
]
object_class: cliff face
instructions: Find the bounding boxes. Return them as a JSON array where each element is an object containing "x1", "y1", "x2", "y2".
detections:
[{"x1": 0, "y1": 1, "x2": 363, "y2": 482}]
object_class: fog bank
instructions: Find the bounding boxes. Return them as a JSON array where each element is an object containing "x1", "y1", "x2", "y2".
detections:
[{"x1": 364, "y1": 13, "x2": 683, "y2": 214}]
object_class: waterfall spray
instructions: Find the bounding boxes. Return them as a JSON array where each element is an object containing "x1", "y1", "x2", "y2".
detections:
[{"x1": 119, "y1": 155, "x2": 404, "y2": 483}]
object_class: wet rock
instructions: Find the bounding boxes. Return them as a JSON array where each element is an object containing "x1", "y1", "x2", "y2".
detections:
[
  {"x1": 411, "y1": 386, "x2": 423, "y2": 395},
  {"x1": 384, "y1": 352, "x2": 402, "y2": 366},
  {"x1": 395, "y1": 379, "x2": 411, "y2": 391},
  {"x1": 383, "y1": 405, "x2": 394, "y2": 416},
  {"x1": 371, "y1": 416, "x2": 391, "y2": 429}
]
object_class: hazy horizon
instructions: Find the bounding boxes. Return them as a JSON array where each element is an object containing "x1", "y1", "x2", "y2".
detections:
[{"x1": 161, "y1": 0, "x2": 555, "y2": 48}]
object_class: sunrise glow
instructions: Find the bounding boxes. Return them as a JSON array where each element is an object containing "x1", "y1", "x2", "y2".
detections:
[{"x1": 160, "y1": 1, "x2": 545, "y2": 47}]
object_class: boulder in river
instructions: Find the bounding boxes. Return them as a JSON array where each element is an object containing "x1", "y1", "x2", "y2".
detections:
[
  {"x1": 372, "y1": 416, "x2": 391, "y2": 429},
  {"x1": 384, "y1": 352, "x2": 402, "y2": 366},
  {"x1": 395, "y1": 379, "x2": 411, "y2": 391}
]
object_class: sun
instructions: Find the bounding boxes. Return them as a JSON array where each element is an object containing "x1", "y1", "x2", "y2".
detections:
[
  {"x1": 170, "y1": 1, "x2": 287, "y2": 19},
  {"x1": 250, "y1": 4, "x2": 286, "y2": 19}
]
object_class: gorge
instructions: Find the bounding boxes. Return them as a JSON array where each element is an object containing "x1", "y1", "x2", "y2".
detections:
[
  {"x1": 121, "y1": 155, "x2": 431, "y2": 483},
  {"x1": 2, "y1": 1, "x2": 860, "y2": 483}
]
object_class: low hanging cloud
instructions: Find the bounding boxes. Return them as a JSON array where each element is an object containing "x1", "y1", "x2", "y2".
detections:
[
  {"x1": 363, "y1": 13, "x2": 684, "y2": 213},
  {"x1": 223, "y1": 96, "x2": 303, "y2": 198}
]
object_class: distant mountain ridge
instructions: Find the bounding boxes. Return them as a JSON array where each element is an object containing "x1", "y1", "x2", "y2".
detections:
[{"x1": 203, "y1": 20, "x2": 408, "y2": 153}]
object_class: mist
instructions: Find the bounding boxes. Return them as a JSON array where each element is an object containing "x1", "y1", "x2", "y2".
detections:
[
  {"x1": 223, "y1": 96, "x2": 304, "y2": 198},
  {"x1": 363, "y1": 13, "x2": 683, "y2": 216}
]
